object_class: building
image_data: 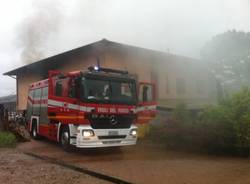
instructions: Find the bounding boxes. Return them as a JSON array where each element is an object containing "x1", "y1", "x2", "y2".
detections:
[
  {"x1": 0, "y1": 94, "x2": 16, "y2": 112},
  {"x1": 0, "y1": 94, "x2": 16, "y2": 129},
  {"x1": 4, "y1": 39, "x2": 217, "y2": 111}
]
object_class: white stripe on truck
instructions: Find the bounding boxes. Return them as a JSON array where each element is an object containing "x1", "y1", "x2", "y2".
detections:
[{"x1": 48, "y1": 99, "x2": 156, "y2": 113}]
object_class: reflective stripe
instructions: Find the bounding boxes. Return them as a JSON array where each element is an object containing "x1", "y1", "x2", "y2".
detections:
[
  {"x1": 68, "y1": 103, "x2": 79, "y2": 110},
  {"x1": 48, "y1": 99, "x2": 94, "y2": 112},
  {"x1": 48, "y1": 116, "x2": 84, "y2": 119},
  {"x1": 48, "y1": 99, "x2": 63, "y2": 107},
  {"x1": 79, "y1": 106, "x2": 95, "y2": 112},
  {"x1": 48, "y1": 99, "x2": 155, "y2": 114},
  {"x1": 86, "y1": 107, "x2": 95, "y2": 112}
]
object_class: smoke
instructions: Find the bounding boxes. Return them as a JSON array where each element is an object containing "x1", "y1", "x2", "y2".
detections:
[
  {"x1": 18, "y1": 0, "x2": 64, "y2": 64},
  {"x1": 16, "y1": 0, "x2": 250, "y2": 65}
]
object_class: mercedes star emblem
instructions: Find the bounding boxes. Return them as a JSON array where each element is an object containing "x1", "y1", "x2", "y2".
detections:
[{"x1": 109, "y1": 115, "x2": 118, "y2": 125}]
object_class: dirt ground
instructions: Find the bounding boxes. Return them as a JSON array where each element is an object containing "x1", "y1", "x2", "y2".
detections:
[
  {"x1": 10, "y1": 138, "x2": 250, "y2": 184},
  {"x1": 0, "y1": 149, "x2": 110, "y2": 184}
]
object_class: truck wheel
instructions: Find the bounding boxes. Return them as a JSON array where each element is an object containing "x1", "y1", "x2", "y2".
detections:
[
  {"x1": 31, "y1": 123, "x2": 40, "y2": 140},
  {"x1": 60, "y1": 126, "x2": 72, "y2": 151}
]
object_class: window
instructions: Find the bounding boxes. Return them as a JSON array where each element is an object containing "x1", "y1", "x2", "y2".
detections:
[
  {"x1": 121, "y1": 83, "x2": 132, "y2": 97},
  {"x1": 196, "y1": 80, "x2": 205, "y2": 94},
  {"x1": 68, "y1": 81, "x2": 77, "y2": 98},
  {"x1": 33, "y1": 88, "x2": 42, "y2": 116},
  {"x1": 40, "y1": 87, "x2": 49, "y2": 124},
  {"x1": 176, "y1": 78, "x2": 186, "y2": 94},
  {"x1": 26, "y1": 90, "x2": 34, "y2": 121},
  {"x1": 81, "y1": 78, "x2": 137, "y2": 105},
  {"x1": 166, "y1": 76, "x2": 169, "y2": 94},
  {"x1": 55, "y1": 81, "x2": 62, "y2": 96}
]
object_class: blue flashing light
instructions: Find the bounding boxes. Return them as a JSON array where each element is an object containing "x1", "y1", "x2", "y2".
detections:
[{"x1": 94, "y1": 66, "x2": 99, "y2": 71}]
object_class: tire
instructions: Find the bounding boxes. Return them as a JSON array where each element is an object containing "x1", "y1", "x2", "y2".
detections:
[
  {"x1": 60, "y1": 126, "x2": 72, "y2": 151},
  {"x1": 31, "y1": 122, "x2": 40, "y2": 140}
]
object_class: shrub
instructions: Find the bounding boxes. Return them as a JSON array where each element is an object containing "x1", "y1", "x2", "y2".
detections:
[
  {"x1": 155, "y1": 87, "x2": 250, "y2": 156},
  {"x1": 199, "y1": 105, "x2": 236, "y2": 153},
  {"x1": 229, "y1": 87, "x2": 250, "y2": 155},
  {"x1": 0, "y1": 131, "x2": 16, "y2": 148},
  {"x1": 162, "y1": 103, "x2": 201, "y2": 151}
]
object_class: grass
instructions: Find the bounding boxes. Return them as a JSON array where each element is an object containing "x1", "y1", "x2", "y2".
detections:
[{"x1": 0, "y1": 131, "x2": 16, "y2": 148}]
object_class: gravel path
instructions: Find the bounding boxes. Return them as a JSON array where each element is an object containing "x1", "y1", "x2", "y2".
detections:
[{"x1": 0, "y1": 149, "x2": 111, "y2": 184}]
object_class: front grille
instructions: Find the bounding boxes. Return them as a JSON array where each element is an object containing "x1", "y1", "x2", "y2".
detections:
[
  {"x1": 87, "y1": 114, "x2": 135, "y2": 129},
  {"x1": 98, "y1": 135, "x2": 126, "y2": 139}
]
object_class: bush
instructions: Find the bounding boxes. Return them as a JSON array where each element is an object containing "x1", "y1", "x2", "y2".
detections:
[
  {"x1": 161, "y1": 103, "x2": 202, "y2": 151},
  {"x1": 0, "y1": 132, "x2": 16, "y2": 148},
  {"x1": 199, "y1": 105, "x2": 236, "y2": 153},
  {"x1": 225, "y1": 87, "x2": 250, "y2": 155},
  {"x1": 157, "y1": 88, "x2": 250, "y2": 156}
]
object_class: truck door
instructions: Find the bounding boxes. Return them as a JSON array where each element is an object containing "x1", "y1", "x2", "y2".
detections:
[{"x1": 137, "y1": 82, "x2": 157, "y2": 124}]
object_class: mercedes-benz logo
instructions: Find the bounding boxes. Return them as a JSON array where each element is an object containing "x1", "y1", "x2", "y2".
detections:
[{"x1": 109, "y1": 115, "x2": 118, "y2": 125}]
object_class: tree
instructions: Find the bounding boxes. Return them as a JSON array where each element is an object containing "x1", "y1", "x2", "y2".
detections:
[{"x1": 201, "y1": 30, "x2": 250, "y2": 94}]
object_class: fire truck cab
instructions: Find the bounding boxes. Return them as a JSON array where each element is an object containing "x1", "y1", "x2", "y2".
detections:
[{"x1": 26, "y1": 66, "x2": 156, "y2": 150}]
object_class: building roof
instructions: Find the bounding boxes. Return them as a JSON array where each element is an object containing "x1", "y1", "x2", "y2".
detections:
[
  {"x1": 4, "y1": 39, "x2": 197, "y2": 76},
  {"x1": 0, "y1": 95, "x2": 16, "y2": 104}
]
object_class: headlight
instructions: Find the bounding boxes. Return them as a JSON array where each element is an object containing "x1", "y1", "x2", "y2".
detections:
[
  {"x1": 130, "y1": 129, "x2": 137, "y2": 137},
  {"x1": 82, "y1": 130, "x2": 95, "y2": 137}
]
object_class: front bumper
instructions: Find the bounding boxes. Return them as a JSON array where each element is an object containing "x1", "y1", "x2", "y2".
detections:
[{"x1": 73, "y1": 125, "x2": 138, "y2": 148}]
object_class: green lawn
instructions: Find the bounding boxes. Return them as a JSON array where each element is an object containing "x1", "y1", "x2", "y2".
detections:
[{"x1": 0, "y1": 131, "x2": 16, "y2": 148}]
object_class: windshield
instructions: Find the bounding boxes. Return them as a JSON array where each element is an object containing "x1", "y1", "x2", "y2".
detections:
[{"x1": 80, "y1": 77, "x2": 137, "y2": 105}]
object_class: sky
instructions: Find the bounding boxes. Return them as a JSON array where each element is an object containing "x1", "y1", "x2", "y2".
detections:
[{"x1": 0, "y1": 0, "x2": 249, "y2": 96}]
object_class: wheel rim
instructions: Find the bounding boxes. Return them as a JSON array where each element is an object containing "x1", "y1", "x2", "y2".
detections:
[{"x1": 61, "y1": 131, "x2": 69, "y2": 146}]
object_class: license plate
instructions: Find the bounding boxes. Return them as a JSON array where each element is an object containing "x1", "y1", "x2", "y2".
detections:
[
  {"x1": 103, "y1": 140, "x2": 121, "y2": 144},
  {"x1": 108, "y1": 131, "x2": 118, "y2": 136}
]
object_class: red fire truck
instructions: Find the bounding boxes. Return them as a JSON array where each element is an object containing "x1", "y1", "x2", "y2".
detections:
[{"x1": 26, "y1": 66, "x2": 156, "y2": 150}]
